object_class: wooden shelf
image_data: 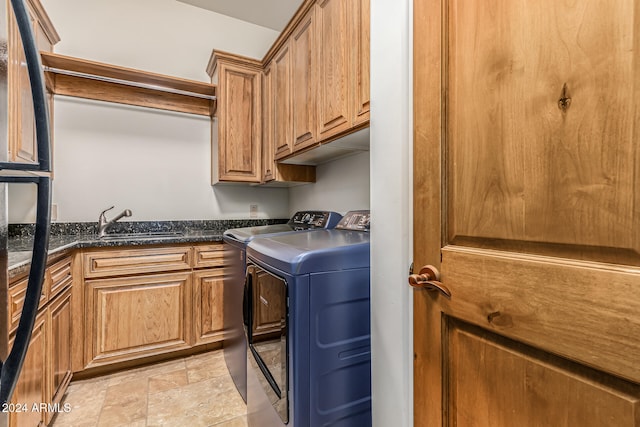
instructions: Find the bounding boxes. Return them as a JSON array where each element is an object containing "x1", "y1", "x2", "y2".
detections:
[{"x1": 41, "y1": 52, "x2": 217, "y2": 116}]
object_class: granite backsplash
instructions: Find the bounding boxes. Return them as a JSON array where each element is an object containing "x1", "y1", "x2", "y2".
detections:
[{"x1": 9, "y1": 219, "x2": 289, "y2": 239}]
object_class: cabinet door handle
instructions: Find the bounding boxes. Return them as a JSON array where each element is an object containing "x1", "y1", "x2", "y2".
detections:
[{"x1": 408, "y1": 265, "x2": 451, "y2": 298}]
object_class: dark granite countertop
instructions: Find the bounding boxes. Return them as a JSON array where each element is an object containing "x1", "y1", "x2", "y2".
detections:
[{"x1": 8, "y1": 219, "x2": 287, "y2": 278}]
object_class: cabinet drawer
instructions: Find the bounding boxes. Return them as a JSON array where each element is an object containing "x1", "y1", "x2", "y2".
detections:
[
  {"x1": 8, "y1": 275, "x2": 48, "y2": 334},
  {"x1": 48, "y1": 256, "x2": 73, "y2": 298},
  {"x1": 193, "y1": 244, "x2": 225, "y2": 268},
  {"x1": 83, "y1": 246, "x2": 192, "y2": 278}
]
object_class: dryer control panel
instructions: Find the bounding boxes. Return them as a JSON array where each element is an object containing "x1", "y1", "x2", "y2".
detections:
[{"x1": 336, "y1": 210, "x2": 370, "y2": 231}]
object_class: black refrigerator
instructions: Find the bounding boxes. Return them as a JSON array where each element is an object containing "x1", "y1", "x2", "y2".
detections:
[{"x1": 0, "y1": 0, "x2": 52, "y2": 422}]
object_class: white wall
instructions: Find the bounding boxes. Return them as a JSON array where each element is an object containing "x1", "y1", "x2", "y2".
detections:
[
  {"x1": 42, "y1": 0, "x2": 279, "y2": 81},
  {"x1": 288, "y1": 152, "x2": 370, "y2": 216},
  {"x1": 51, "y1": 98, "x2": 289, "y2": 221},
  {"x1": 7, "y1": 0, "x2": 290, "y2": 222},
  {"x1": 370, "y1": 0, "x2": 413, "y2": 426}
]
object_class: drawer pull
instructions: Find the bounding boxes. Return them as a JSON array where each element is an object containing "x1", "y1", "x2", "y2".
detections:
[{"x1": 408, "y1": 265, "x2": 451, "y2": 298}]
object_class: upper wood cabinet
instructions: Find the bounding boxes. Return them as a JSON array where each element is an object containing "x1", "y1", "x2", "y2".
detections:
[
  {"x1": 291, "y1": 7, "x2": 317, "y2": 152},
  {"x1": 273, "y1": 42, "x2": 293, "y2": 160},
  {"x1": 7, "y1": 0, "x2": 59, "y2": 165},
  {"x1": 262, "y1": 59, "x2": 316, "y2": 184},
  {"x1": 262, "y1": 63, "x2": 277, "y2": 183},
  {"x1": 352, "y1": 0, "x2": 370, "y2": 126},
  {"x1": 206, "y1": 0, "x2": 369, "y2": 182},
  {"x1": 261, "y1": 0, "x2": 370, "y2": 164},
  {"x1": 207, "y1": 51, "x2": 262, "y2": 184},
  {"x1": 316, "y1": 0, "x2": 352, "y2": 141}
]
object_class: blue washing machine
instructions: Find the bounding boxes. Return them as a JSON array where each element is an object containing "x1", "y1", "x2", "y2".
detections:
[
  {"x1": 222, "y1": 211, "x2": 342, "y2": 402},
  {"x1": 244, "y1": 210, "x2": 371, "y2": 427}
]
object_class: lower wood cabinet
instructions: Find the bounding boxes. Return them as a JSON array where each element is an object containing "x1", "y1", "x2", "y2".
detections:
[
  {"x1": 8, "y1": 257, "x2": 73, "y2": 427},
  {"x1": 84, "y1": 272, "x2": 192, "y2": 368},
  {"x1": 47, "y1": 287, "x2": 72, "y2": 424},
  {"x1": 79, "y1": 244, "x2": 228, "y2": 371},
  {"x1": 9, "y1": 311, "x2": 47, "y2": 427},
  {"x1": 6, "y1": 243, "x2": 229, "y2": 424},
  {"x1": 192, "y1": 269, "x2": 225, "y2": 345}
]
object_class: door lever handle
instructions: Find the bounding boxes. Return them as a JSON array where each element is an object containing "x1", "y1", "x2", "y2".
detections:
[{"x1": 408, "y1": 265, "x2": 451, "y2": 298}]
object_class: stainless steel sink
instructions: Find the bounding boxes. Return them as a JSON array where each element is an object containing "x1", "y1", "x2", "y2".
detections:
[{"x1": 98, "y1": 231, "x2": 184, "y2": 240}]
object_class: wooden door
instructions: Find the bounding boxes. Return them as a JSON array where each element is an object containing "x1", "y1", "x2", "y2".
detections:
[
  {"x1": 48, "y1": 287, "x2": 72, "y2": 425},
  {"x1": 192, "y1": 269, "x2": 225, "y2": 345},
  {"x1": 351, "y1": 0, "x2": 370, "y2": 126},
  {"x1": 316, "y1": 0, "x2": 352, "y2": 141},
  {"x1": 413, "y1": 0, "x2": 640, "y2": 426},
  {"x1": 273, "y1": 42, "x2": 293, "y2": 160},
  {"x1": 7, "y1": 3, "x2": 37, "y2": 164},
  {"x1": 215, "y1": 60, "x2": 262, "y2": 183},
  {"x1": 291, "y1": 7, "x2": 317, "y2": 152},
  {"x1": 84, "y1": 272, "x2": 192, "y2": 367},
  {"x1": 9, "y1": 311, "x2": 47, "y2": 427},
  {"x1": 262, "y1": 63, "x2": 276, "y2": 182}
]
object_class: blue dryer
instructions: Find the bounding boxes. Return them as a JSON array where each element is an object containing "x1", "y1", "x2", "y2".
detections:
[
  {"x1": 222, "y1": 211, "x2": 342, "y2": 402},
  {"x1": 244, "y1": 210, "x2": 371, "y2": 427}
]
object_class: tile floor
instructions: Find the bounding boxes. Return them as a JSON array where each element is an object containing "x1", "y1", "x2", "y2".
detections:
[{"x1": 51, "y1": 350, "x2": 247, "y2": 427}]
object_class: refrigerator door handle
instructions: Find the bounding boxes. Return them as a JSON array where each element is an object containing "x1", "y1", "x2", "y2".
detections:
[
  {"x1": 0, "y1": 0, "x2": 51, "y2": 173},
  {"x1": 0, "y1": 176, "x2": 51, "y2": 405}
]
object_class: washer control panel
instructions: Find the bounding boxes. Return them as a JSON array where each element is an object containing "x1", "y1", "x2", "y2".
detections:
[
  {"x1": 288, "y1": 211, "x2": 342, "y2": 229},
  {"x1": 336, "y1": 210, "x2": 370, "y2": 231}
]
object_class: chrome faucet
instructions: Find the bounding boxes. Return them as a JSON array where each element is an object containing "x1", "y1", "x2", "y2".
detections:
[{"x1": 98, "y1": 206, "x2": 132, "y2": 237}]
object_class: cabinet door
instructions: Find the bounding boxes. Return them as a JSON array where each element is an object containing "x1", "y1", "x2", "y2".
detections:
[
  {"x1": 216, "y1": 61, "x2": 262, "y2": 182},
  {"x1": 291, "y1": 8, "x2": 317, "y2": 152},
  {"x1": 7, "y1": 5, "x2": 37, "y2": 164},
  {"x1": 316, "y1": 0, "x2": 352, "y2": 141},
  {"x1": 84, "y1": 272, "x2": 192, "y2": 368},
  {"x1": 47, "y1": 287, "x2": 72, "y2": 425},
  {"x1": 9, "y1": 311, "x2": 47, "y2": 427},
  {"x1": 192, "y1": 269, "x2": 225, "y2": 345},
  {"x1": 262, "y1": 64, "x2": 276, "y2": 182},
  {"x1": 352, "y1": 0, "x2": 370, "y2": 126},
  {"x1": 252, "y1": 269, "x2": 286, "y2": 338},
  {"x1": 273, "y1": 43, "x2": 293, "y2": 160}
]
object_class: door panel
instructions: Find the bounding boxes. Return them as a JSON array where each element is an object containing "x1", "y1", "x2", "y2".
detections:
[
  {"x1": 447, "y1": 320, "x2": 640, "y2": 427},
  {"x1": 413, "y1": 0, "x2": 640, "y2": 425},
  {"x1": 193, "y1": 269, "x2": 225, "y2": 345},
  {"x1": 316, "y1": 0, "x2": 352, "y2": 140},
  {"x1": 291, "y1": 9, "x2": 316, "y2": 151},
  {"x1": 447, "y1": 0, "x2": 640, "y2": 265},
  {"x1": 84, "y1": 273, "x2": 192, "y2": 367},
  {"x1": 273, "y1": 43, "x2": 293, "y2": 160}
]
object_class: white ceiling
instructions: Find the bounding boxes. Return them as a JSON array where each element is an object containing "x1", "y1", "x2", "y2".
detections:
[{"x1": 177, "y1": 0, "x2": 304, "y2": 31}]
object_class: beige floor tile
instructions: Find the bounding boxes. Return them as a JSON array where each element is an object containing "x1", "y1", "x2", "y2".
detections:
[
  {"x1": 51, "y1": 349, "x2": 246, "y2": 427},
  {"x1": 185, "y1": 351, "x2": 230, "y2": 384},
  {"x1": 97, "y1": 377, "x2": 148, "y2": 426},
  {"x1": 108, "y1": 357, "x2": 186, "y2": 386},
  {"x1": 52, "y1": 384, "x2": 106, "y2": 426},
  {"x1": 146, "y1": 376, "x2": 245, "y2": 427},
  {"x1": 148, "y1": 368, "x2": 189, "y2": 394},
  {"x1": 212, "y1": 415, "x2": 248, "y2": 427}
]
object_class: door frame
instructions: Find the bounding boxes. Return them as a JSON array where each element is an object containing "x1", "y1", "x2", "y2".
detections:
[{"x1": 413, "y1": 0, "x2": 445, "y2": 424}]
